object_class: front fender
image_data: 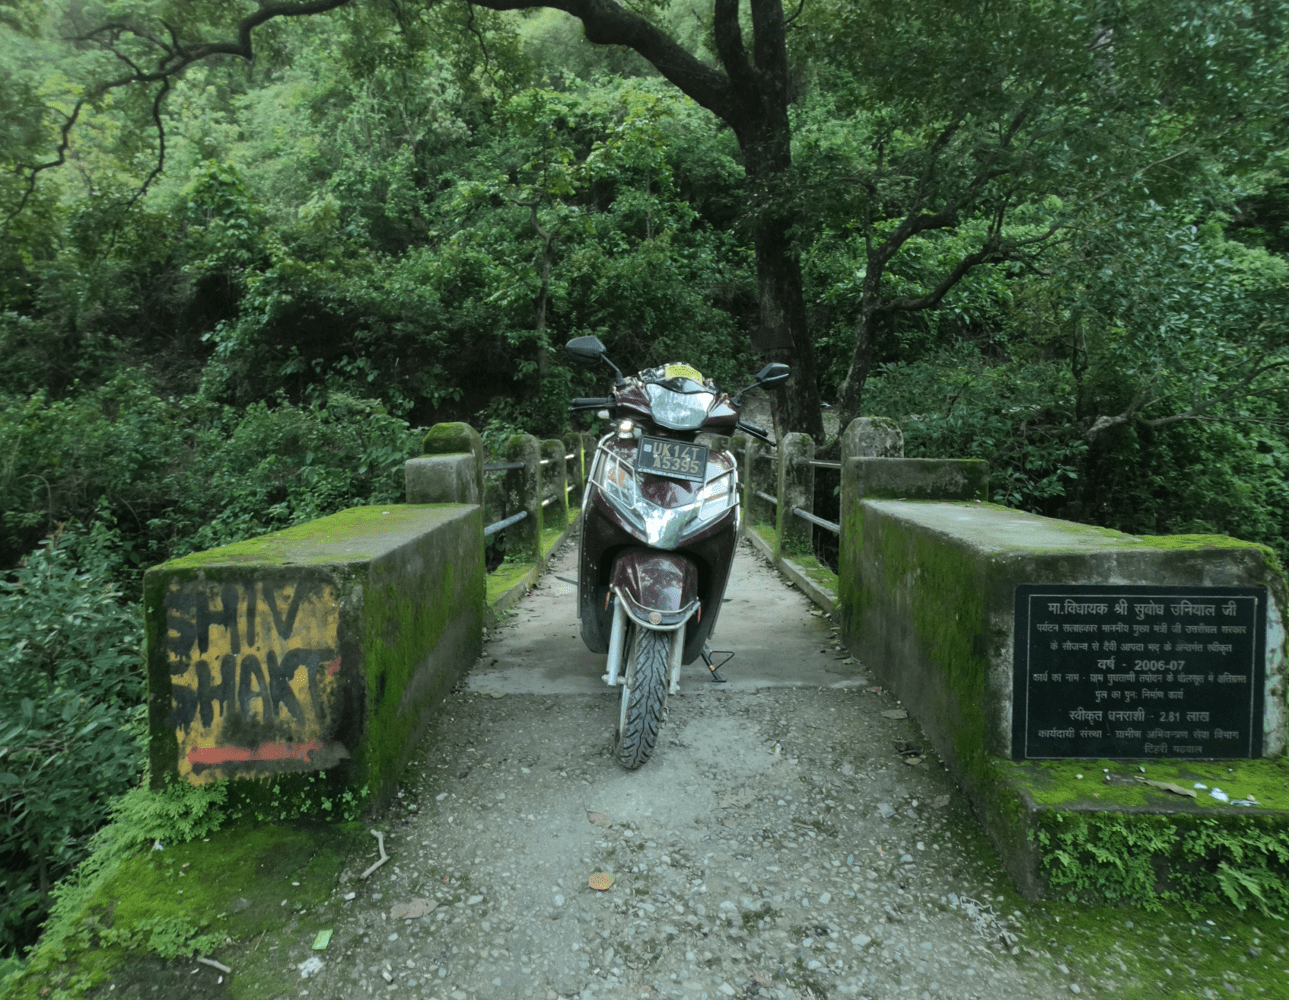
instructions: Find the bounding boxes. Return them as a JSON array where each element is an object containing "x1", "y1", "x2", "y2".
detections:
[{"x1": 610, "y1": 547, "x2": 700, "y2": 631}]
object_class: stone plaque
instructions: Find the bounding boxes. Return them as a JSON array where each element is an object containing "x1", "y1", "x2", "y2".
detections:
[{"x1": 1012, "y1": 585, "x2": 1266, "y2": 760}]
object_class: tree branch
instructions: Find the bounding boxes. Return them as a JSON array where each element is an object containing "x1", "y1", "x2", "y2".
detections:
[
  {"x1": 471, "y1": 0, "x2": 738, "y2": 121},
  {"x1": 124, "y1": 78, "x2": 171, "y2": 211},
  {"x1": 6, "y1": 0, "x2": 355, "y2": 230},
  {"x1": 1086, "y1": 359, "x2": 1289, "y2": 438}
]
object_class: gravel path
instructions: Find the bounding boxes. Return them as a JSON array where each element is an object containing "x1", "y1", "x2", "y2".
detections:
[{"x1": 293, "y1": 539, "x2": 1084, "y2": 1000}]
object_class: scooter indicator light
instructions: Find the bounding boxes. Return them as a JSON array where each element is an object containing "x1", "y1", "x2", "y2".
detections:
[
  {"x1": 649, "y1": 612, "x2": 662, "y2": 625},
  {"x1": 617, "y1": 419, "x2": 635, "y2": 438}
]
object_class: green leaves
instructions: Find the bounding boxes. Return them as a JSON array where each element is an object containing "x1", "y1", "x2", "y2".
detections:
[{"x1": 0, "y1": 532, "x2": 145, "y2": 955}]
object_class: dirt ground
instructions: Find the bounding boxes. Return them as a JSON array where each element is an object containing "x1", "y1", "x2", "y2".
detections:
[{"x1": 263, "y1": 539, "x2": 1104, "y2": 1000}]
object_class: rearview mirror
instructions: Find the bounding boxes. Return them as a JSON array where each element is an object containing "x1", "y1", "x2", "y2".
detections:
[
  {"x1": 565, "y1": 336, "x2": 607, "y2": 367},
  {"x1": 731, "y1": 362, "x2": 790, "y2": 407},
  {"x1": 755, "y1": 363, "x2": 790, "y2": 388}
]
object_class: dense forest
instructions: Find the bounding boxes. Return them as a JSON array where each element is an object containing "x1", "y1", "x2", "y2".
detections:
[{"x1": 3, "y1": 0, "x2": 1289, "y2": 962}]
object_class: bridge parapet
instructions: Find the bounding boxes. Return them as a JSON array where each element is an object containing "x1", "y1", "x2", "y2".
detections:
[{"x1": 146, "y1": 505, "x2": 484, "y2": 802}]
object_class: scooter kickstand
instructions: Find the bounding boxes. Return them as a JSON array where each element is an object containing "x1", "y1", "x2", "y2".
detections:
[{"x1": 700, "y1": 641, "x2": 734, "y2": 683}]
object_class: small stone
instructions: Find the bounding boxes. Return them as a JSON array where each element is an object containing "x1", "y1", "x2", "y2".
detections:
[
  {"x1": 719, "y1": 985, "x2": 736, "y2": 996},
  {"x1": 900, "y1": 854, "x2": 914, "y2": 864},
  {"x1": 881, "y1": 709, "x2": 908, "y2": 719},
  {"x1": 554, "y1": 894, "x2": 565, "y2": 907},
  {"x1": 851, "y1": 934, "x2": 872, "y2": 948},
  {"x1": 876, "y1": 803, "x2": 896, "y2": 819},
  {"x1": 390, "y1": 898, "x2": 437, "y2": 920},
  {"x1": 466, "y1": 895, "x2": 484, "y2": 905},
  {"x1": 818, "y1": 892, "x2": 832, "y2": 904},
  {"x1": 1070, "y1": 986, "x2": 1081, "y2": 995}
]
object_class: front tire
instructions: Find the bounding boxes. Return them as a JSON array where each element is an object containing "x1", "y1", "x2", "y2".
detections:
[{"x1": 615, "y1": 627, "x2": 670, "y2": 769}]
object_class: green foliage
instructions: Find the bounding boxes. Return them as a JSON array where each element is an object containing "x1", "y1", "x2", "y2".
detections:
[
  {"x1": 865, "y1": 348, "x2": 1087, "y2": 514},
  {"x1": 0, "y1": 532, "x2": 145, "y2": 957},
  {"x1": 1035, "y1": 811, "x2": 1289, "y2": 918}
]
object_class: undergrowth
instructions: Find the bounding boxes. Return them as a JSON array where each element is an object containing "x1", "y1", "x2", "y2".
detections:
[{"x1": 1036, "y1": 811, "x2": 1289, "y2": 917}]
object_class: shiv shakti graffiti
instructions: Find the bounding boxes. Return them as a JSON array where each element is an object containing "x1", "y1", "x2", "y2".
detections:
[{"x1": 166, "y1": 578, "x2": 350, "y2": 782}]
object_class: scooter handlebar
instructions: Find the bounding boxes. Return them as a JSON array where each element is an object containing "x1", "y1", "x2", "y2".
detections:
[
  {"x1": 569, "y1": 397, "x2": 615, "y2": 412},
  {"x1": 736, "y1": 420, "x2": 772, "y2": 442}
]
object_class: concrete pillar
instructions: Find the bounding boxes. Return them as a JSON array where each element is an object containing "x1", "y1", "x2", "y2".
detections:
[
  {"x1": 580, "y1": 432, "x2": 599, "y2": 481},
  {"x1": 563, "y1": 434, "x2": 585, "y2": 509},
  {"x1": 840, "y1": 417, "x2": 904, "y2": 462},
  {"x1": 776, "y1": 432, "x2": 816, "y2": 558},
  {"x1": 503, "y1": 434, "x2": 542, "y2": 558},
  {"x1": 730, "y1": 435, "x2": 751, "y2": 518},
  {"x1": 405, "y1": 422, "x2": 484, "y2": 504},
  {"x1": 542, "y1": 438, "x2": 568, "y2": 534},
  {"x1": 746, "y1": 439, "x2": 778, "y2": 530}
]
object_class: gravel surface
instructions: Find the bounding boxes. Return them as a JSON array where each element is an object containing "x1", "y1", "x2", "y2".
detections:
[{"x1": 290, "y1": 540, "x2": 1086, "y2": 1000}]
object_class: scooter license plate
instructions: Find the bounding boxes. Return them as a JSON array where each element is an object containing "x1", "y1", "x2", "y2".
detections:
[{"x1": 637, "y1": 436, "x2": 708, "y2": 482}]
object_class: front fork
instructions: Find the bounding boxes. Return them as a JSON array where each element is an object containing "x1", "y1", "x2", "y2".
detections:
[{"x1": 602, "y1": 598, "x2": 684, "y2": 695}]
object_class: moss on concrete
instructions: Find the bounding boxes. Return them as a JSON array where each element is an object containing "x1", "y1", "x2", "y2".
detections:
[
  {"x1": 1005, "y1": 756, "x2": 1289, "y2": 811},
  {"x1": 357, "y1": 516, "x2": 484, "y2": 804},
  {"x1": 8, "y1": 823, "x2": 359, "y2": 1000},
  {"x1": 486, "y1": 561, "x2": 536, "y2": 608},
  {"x1": 541, "y1": 526, "x2": 563, "y2": 558},
  {"x1": 790, "y1": 552, "x2": 838, "y2": 593},
  {"x1": 158, "y1": 506, "x2": 456, "y2": 569}
]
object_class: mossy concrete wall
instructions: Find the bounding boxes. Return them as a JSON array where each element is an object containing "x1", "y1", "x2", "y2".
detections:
[
  {"x1": 837, "y1": 494, "x2": 1289, "y2": 895},
  {"x1": 145, "y1": 505, "x2": 484, "y2": 803}
]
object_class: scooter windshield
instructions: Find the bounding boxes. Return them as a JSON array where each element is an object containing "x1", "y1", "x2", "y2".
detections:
[{"x1": 645, "y1": 380, "x2": 715, "y2": 431}]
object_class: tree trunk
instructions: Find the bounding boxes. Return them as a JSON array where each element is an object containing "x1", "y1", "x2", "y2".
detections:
[
  {"x1": 753, "y1": 214, "x2": 824, "y2": 440},
  {"x1": 834, "y1": 301, "x2": 879, "y2": 428}
]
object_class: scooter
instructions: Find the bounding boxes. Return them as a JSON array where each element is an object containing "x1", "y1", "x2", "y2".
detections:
[{"x1": 566, "y1": 336, "x2": 789, "y2": 768}]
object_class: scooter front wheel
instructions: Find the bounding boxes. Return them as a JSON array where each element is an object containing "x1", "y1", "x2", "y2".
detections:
[{"x1": 615, "y1": 627, "x2": 670, "y2": 769}]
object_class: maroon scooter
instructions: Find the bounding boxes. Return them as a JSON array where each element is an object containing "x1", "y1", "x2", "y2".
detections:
[{"x1": 566, "y1": 336, "x2": 788, "y2": 768}]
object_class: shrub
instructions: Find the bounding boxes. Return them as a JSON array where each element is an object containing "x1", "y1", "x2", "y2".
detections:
[{"x1": 0, "y1": 532, "x2": 145, "y2": 958}]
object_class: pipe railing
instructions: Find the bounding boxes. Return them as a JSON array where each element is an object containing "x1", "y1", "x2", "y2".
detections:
[
  {"x1": 792, "y1": 508, "x2": 840, "y2": 534},
  {"x1": 484, "y1": 510, "x2": 528, "y2": 537}
]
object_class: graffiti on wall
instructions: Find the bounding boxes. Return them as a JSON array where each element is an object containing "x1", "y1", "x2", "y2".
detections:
[{"x1": 166, "y1": 579, "x2": 349, "y2": 781}]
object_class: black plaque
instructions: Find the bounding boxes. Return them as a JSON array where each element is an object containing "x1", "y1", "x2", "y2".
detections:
[{"x1": 1013, "y1": 585, "x2": 1266, "y2": 760}]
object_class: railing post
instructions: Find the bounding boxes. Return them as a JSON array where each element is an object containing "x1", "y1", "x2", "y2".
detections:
[
  {"x1": 731, "y1": 434, "x2": 751, "y2": 518},
  {"x1": 405, "y1": 422, "x2": 484, "y2": 504},
  {"x1": 563, "y1": 433, "x2": 583, "y2": 508},
  {"x1": 542, "y1": 438, "x2": 568, "y2": 535},
  {"x1": 838, "y1": 417, "x2": 904, "y2": 641},
  {"x1": 580, "y1": 432, "x2": 599, "y2": 478},
  {"x1": 746, "y1": 439, "x2": 777, "y2": 530},
  {"x1": 777, "y1": 432, "x2": 815, "y2": 558},
  {"x1": 840, "y1": 417, "x2": 904, "y2": 461},
  {"x1": 503, "y1": 434, "x2": 543, "y2": 558}
]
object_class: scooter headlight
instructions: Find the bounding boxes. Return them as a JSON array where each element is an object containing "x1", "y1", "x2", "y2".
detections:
[
  {"x1": 697, "y1": 470, "x2": 736, "y2": 520},
  {"x1": 595, "y1": 452, "x2": 640, "y2": 511}
]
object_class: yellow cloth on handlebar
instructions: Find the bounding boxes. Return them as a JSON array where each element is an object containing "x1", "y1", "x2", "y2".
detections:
[{"x1": 664, "y1": 363, "x2": 703, "y2": 383}]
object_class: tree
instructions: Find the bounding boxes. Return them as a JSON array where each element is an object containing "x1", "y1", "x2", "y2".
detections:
[
  {"x1": 5, "y1": 0, "x2": 1287, "y2": 439},
  {"x1": 793, "y1": 0, "x2": 1289, "y2": 428},
  {"x1": 2, "y1": 0, "x2": 826, "y2": 436}
]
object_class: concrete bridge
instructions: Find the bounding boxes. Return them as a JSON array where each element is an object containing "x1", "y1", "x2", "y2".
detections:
[{"x1": 143, "y1": 418, "x2": 1287, "y2": 908}]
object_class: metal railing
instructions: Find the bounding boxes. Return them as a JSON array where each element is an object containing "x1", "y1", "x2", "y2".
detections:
[
  {"x1": 484, "y1": 510, "x2": 528, "y2": 537},
  {"x1": 792, "y1": 508, "x2": 840, "y2": 534},
  {"x1": 755, "y1": 490, "x2": 778, "y2": 506},
  {"x1": 484, "y1": 461, "x2": 525, "y2": 472}
]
